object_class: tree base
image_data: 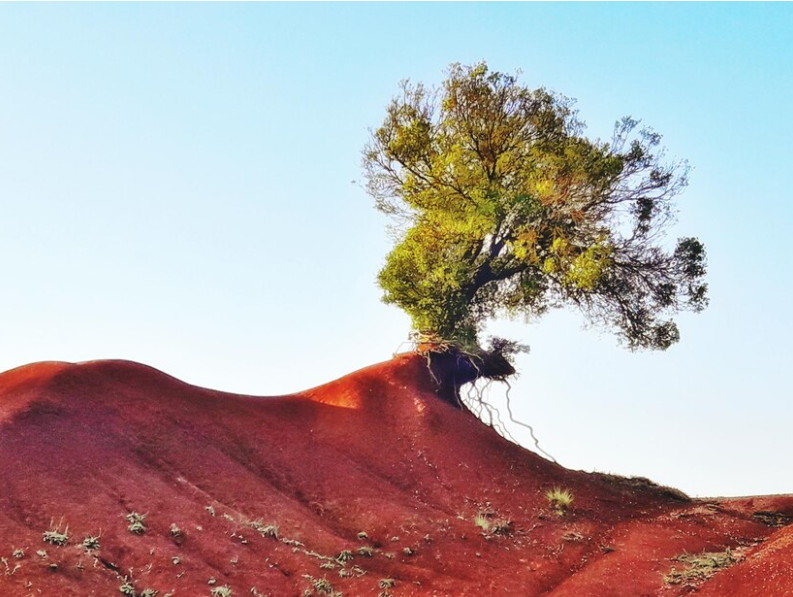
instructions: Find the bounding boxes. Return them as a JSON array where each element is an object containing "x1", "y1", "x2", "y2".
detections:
[{"x1": 426, "y1": 347, "x2": 516, "y2": 408}]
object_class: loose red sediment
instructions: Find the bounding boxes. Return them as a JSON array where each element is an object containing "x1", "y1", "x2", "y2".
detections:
[{"x1": 0, "y1": 354, "x2": 789, "y2": 596}]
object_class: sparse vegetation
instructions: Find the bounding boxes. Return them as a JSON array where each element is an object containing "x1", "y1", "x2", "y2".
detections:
[
  {"x1": 249, "y1": 519, "x2": 278, "y2": 539},
  {"x1": 210, "y1": 586, "x2": 233, "y2": 597},
  {"x1": 170, "y1": 523, "x2": 184, "y2": 539},
  {"x1": 357, "y1": 546, "x2": 374, "y2": 557},
  {"x1": 474, "y1": 511, "x2": 512, "y2": 536},
  {"x1": 119, "y1": 579, "x2": 136, "y2": 596},
  {"x1": 664, "y1": 549, "x2": 742, "y2": 586},
  {"x1": 379, "y1": 578, "x2": 396, "y2": 589},
  {"x1": 82, "y1": 535, "x2": 101, "y2": 551},
  {"x1": 753, "y1": 511, "x2": 792, "y2": 527},
  {"x1": 357, "y1": 531, "x2": 369, "y2": 541},
  {"x1": 12, "y1": 548, "x2": 24, "y2": 559},
  {"x1": 474, "y1": 512, "x2": 490, "y2": 532},
  {"x1": 42, "y1": 519, "x2": 70, "y2": 546},
  {"x1": 546, "y1": 487, "x2": 574, "y2": 515},
  {"x1": 126, "y1": 512, "x2": 148, "y2": 535},
  {"x1": 312, "y1": 578, "x2": 333, "y2": 594},
  {"x1": 336, "y1": 549, "x2": 353, "y2": 564},
  {"x1": 402, "y1": 547, "x2": 415, "y2": 556},
  {"x1": 1, "y1": 556, "x2": 21, "y2": 576},
  {"x1": 598, "y1": 473, "x2": 690, "y2": 502},
  {"x1": 562, "y1": 531, "x2": 584, "y2": 542}
]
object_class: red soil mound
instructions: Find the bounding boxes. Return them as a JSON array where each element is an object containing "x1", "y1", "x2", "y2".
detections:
[{"x1": 0, "y1": 355, "x2": 789, "y2": 596}]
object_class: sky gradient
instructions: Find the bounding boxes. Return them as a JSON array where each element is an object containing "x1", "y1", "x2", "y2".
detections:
[{"x1": 0, "y1": 3, "x2": 791, "y2": 497}]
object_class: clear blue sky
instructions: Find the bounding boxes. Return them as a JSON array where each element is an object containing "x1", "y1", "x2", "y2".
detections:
[{"x1": 0, "y1": 3, "x2": 790, "y2": 497}]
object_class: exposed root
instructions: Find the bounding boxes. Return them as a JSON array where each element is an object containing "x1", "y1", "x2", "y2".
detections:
[
  {"x1": 401, "y1": 333, "x2": 558, "y2": 463},
  {"x1": 503, "y1": 380, "x2": 558, "y2": 464},
  {"x1": 459, "y1": 377, "x2": 557, "y2": 464}
]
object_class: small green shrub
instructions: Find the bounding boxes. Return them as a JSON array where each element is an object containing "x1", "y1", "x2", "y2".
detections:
[
  {"x1": 546, "y1": 487, "x2": 574, "y2": 515},
  {"x1": 210, "y1": 586, "x2": 232, "y2": 597},
  {"x1": 82, "y1": 535, "x2": 101, "y2": 551},
  {"x1": 379, "y1": 578, "x2": 396, "y2": 589},
  {"x1": 119, "y1": 579, "x2": 136, "y2": 596},
  {"x1": 43, "y1": 520, "x2": 70, "y2": 546},
  {"x1": 336, "y1": 549, "x2": 353, "y2": 564},
  {"x1": 473, "y1": 513, "x2": 490, "y2": 532},
  {"x1": 126, "y1": 512, "x2": 148, "y2": 535},
  {"x1": 357, "y1": 546, "x2": 373, "y2": 557},
  {"x1": 312, "y1": 578, "x2": 334, "y2": 595},
  {"x1": 474, "y1": 512, "x2": 512, "y2": 536}
]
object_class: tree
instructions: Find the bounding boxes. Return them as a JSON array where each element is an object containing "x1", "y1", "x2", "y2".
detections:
[{"x1": 363, "y1": 63, "x2": 708, "y2": 389}]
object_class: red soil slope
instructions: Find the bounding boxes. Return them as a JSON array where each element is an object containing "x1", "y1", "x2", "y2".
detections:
[{"x1": 0, "y1": 354, "x2": 790, "y2": 597}]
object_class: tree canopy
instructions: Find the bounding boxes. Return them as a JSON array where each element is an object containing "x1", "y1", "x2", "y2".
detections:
[{"x1": 363, "y1": 63, "x2": 708, "y2": 360}]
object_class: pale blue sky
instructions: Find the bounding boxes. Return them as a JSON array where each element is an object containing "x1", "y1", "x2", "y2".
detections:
[{"x1": 0, "y1": 3, "x2": 790, "y2": 497}]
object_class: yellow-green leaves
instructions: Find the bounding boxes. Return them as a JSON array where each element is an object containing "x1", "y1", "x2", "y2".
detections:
[
  {"x1": 363, "y1": 62, "x2": 705, "y2": 351},
  {"x1": 564, "y1": 244, "x2": 613, "y2": 291}
]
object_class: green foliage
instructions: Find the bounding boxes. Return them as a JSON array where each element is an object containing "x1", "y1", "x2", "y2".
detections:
[
  {"x1": 473, "y1": 511, "x2": 512, "y2": 536},
  {"x1": 248, "y1": 519, "x2": 279, "y2": 539},
  {"x1": 473, "y1": 512, "x2": 491, "y2": 532},
  {"x1": 363, "y1": 62, "x2": 708, "y2": 354},
  {"x1": 335, "y1": 549, "x2": 353, "y2": 564},
  {"x1": 42, "y1": 520, "x2": 70, "y2": 546},
  {"x1": 126, "y1": 512, "x2": 147, "y2": 535},
  {"x1": 546, "y1": 487, "x2": 574, "y2": 515},
  {"x1": 119, "y1": 579, "x2": 136, "y2": 596}
]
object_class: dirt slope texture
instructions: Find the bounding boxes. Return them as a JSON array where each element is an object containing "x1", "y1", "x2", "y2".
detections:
[{"x1": 0, "y1": 354, "x2": 791, "y2": 597}]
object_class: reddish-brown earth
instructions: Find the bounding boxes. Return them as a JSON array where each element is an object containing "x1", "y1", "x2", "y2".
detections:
[{"x1": 0, "y1": 354, "x2": 790, "y2": 596}]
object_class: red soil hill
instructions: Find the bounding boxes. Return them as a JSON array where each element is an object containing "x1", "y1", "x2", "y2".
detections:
[{"x1": 0, "y1": 355, "x2": 790, "y2": 596}]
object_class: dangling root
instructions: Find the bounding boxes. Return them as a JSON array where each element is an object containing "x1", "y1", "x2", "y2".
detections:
[
  {"x1": 502, "y1": 379, "x2": 557, "y2": 463},
  {"x1": 458, "y1": 376, "x2": 557, "y2": 464}
]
